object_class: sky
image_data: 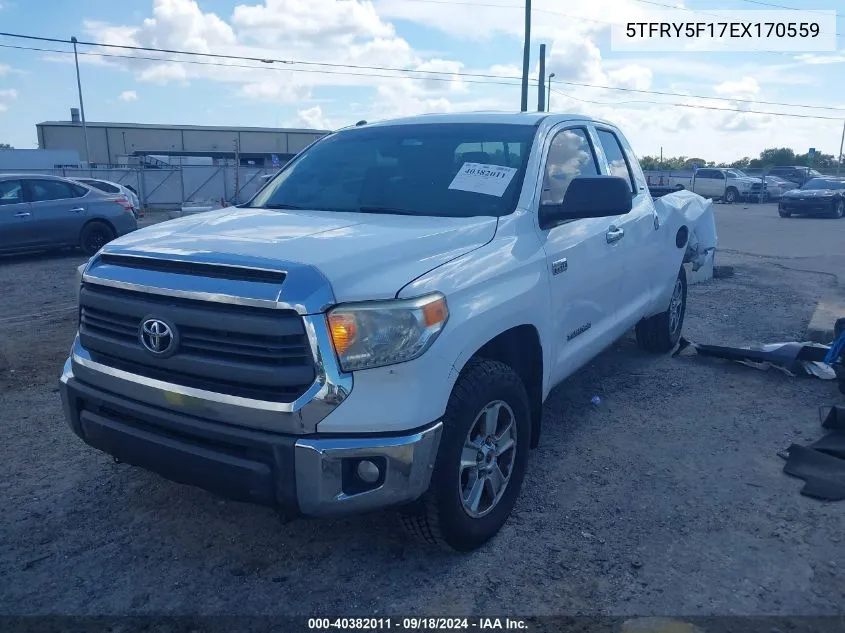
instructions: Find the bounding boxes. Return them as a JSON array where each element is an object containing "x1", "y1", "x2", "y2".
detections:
[{"x1": 0, "y1": 0, "x2": 844, "y2": 163}]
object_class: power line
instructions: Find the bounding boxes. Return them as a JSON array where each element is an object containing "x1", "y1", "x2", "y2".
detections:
[
  {"x1": 2, "y1": 31, "x2": 844, "y2": 114},
  {"x1": 388, "y1": 0, "x2": 616, "y2": 27},
  {"x1": 0, "y1": 43, "x2": 532, "y2": 89},
  {"x1": 2, "y1": 32, "x2": 844, "y2": 121},
  {"x1": 549, "y1": 86, "x2": 845, "y2": 121},
  {"x1": 633, "y1": 0, "x2": 842, "y2": 38},
  {"x1": 733, "y1": 0, "x2": 843, "y2": 19}
]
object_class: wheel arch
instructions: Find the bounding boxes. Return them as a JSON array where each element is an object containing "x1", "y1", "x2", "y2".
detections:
[
  {"x1": 456, "y1": 325, "x2": 544, "y2": 449},
  {"x1": 79, "y1": 217, "x2": 117, "y2": 245}
]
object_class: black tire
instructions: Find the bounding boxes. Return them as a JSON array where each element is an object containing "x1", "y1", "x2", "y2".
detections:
[
  {"x1": 399, "y1": 358, "x2": 531, "y2": 552},
  {"x1": 635, "y1": 266, "x2": 687, "y2": 353},
  {"x1": 80, "y1": 221, "x2": 115, "y2": 256},
  {"x1": 830, "y1": 199, "x2": 845, "y2": 219},
  {"x1": 778, "y1": 209, "x2": 791, "y2": 218},
  {"x1": 723, "y1": 187, "x2": 738, "y2": 204}
]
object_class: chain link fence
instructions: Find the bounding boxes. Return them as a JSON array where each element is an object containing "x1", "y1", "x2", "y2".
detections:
[{"x1": 1, "y1": 165, "x2": 275, "y2": 210}]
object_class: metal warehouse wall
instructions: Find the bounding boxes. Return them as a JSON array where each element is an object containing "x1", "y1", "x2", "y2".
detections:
[{"x1": 36, "y1": 123, "x2": 328, "y2": 166}]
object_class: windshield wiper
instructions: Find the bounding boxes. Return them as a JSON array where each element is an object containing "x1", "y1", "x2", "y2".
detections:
[
  {"x1": 356, "y1": 206, "x2": 418, "y2": 216},
  {"x1": 260, "y1": 203, "x2": 307, "y2": 209}
]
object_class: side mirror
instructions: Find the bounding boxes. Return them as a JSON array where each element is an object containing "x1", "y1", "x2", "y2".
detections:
[{"x1": 539, "y1": 175, "x2": 632, "y2": 230}]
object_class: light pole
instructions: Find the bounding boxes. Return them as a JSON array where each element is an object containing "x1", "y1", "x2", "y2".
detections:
[
  {"x1": 520, "y1": 0, "x2": 531, "y2": 111},
  {"x1": 71, "y1": 36, "x2": 91, "y2": 166},
  {"x1": 838, "y1": 120, "x2": 844, "y2": 176},
  {"x1": 546, "y1": 73, "x2": 555, "y2": 112}
]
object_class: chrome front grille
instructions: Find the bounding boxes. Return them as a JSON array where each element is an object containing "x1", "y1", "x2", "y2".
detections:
[{"x1": 78, "y1": 283, "x2": 316, "y2": 402}]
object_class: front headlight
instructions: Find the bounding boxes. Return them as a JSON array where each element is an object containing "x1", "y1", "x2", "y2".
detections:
[{"x1": 327, "y1": 293, "x2": 449, "y2": 372}]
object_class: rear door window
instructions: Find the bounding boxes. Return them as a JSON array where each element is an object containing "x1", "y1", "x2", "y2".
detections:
[
  {"x1": 595, "y1": 129, "x2": 634, "y2": 193},
  {"x1": 29, "y1": 179, "x2": 84, "y2": 202}
]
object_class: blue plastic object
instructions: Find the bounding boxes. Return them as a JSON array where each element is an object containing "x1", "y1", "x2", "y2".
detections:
[{"x1": 824, "y1": 330, "x2": 845, "y2": 365}]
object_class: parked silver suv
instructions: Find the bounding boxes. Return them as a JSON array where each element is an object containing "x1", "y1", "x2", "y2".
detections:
[{"x1": 0, "y1": 174, "x2": 137, "y2": 255}]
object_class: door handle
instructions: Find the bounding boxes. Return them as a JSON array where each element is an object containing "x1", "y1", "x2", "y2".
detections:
[
  {"x1": 606, "y1": 226, "x2": 625, "y2": 244},
  {"x1": 69, "y1": 207, "x2": 85, "y2": 213},
  {"x1": 14, "y1": 212, "x2": 31, "y2": 218}
]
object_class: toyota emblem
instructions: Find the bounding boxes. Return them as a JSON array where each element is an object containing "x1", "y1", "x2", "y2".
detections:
[{"x1": 139, "y1": 318, "x2": 176, "y2": 356}]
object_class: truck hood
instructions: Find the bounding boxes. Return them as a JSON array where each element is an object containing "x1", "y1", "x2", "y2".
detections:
[{"x1": 102, "y1": 207, "x2": 498, "y2": 303}]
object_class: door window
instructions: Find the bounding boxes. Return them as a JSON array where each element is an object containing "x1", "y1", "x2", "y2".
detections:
[
  {"x1": 29, "y1": 179, "x2": 85, "y2": 202},
  {"x1": 595, "y1": 129, "x2": 634, "y2": 193},
  {"x1": 541, "y1": 128, "x2": 599, "y2": 205},
  {"x1": 0, "y1": 180, "x2": 24, "y2": 206}
]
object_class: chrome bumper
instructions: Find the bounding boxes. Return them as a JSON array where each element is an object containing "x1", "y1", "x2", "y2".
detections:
[
  {"x1": 60, "y1": 357, "x2": 442, "y2": 517},
  {"x1": 294, "y1": 423, "x2": 442, "y2": 516}
]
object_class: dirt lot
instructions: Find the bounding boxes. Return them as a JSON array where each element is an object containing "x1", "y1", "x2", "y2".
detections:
[{"x1": 1, "y1": 211, "x2": 844, "y2": 616}]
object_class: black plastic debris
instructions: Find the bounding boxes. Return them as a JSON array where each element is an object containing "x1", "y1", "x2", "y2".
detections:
[{"x1": 783, "y1": 406, "x2": 845, "y2": 501}]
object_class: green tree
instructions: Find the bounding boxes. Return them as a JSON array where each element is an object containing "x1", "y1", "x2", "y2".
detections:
[
  {"x1": 758, "y1": 147, "x2": 795, "y2": 166},
  {"x1": 730, "y1": 157, "x2": 751, "y2": 169},
  {"x1": 0, "y1": 143, "x2": 13, "y2": 149}
]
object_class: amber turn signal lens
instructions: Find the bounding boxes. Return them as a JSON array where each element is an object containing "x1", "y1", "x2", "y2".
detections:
[
  {"x1": 328, "y1": 312, "x2": 357, "y2": 355},
  {"x1": 422, "y1": 297, "x2": 449, "y2": 327}
]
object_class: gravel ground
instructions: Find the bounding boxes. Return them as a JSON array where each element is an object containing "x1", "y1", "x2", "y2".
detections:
[{"x1": 1, "y1": 240, "x2": 843, "y2": 616}]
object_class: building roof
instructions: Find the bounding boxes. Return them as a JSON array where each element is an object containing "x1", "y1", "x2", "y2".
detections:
[{"x1": 36, "y1": 121, "x2": 330, "y2": 134}]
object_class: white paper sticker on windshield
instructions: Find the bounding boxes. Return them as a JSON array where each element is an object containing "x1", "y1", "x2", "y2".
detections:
[{"x1": 448, "y1": 163, "x2": 518, "y2": 197}]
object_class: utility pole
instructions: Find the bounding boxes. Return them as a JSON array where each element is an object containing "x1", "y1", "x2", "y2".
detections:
[
  {"x1": 660, "y1": 146, "x2": 663, "y2": 169},
  {"x1": 520, "y1": 0, "x2": 531, "y2": 111},
  {"x1": 537, "y1": 44, "x2": 546, "y2": 112},
  {"x1": 546, "y1": 73, "x2": 555, "y2": 112},
  {"x1": 70, "y1": 36, "x2": 91, "y2": 166},
  {"x1": 233, "y1": 137, "x2": 240, "y2": 204},
  {"x1": 838, "y1": 120, "x2": 845, "y2": 176}
]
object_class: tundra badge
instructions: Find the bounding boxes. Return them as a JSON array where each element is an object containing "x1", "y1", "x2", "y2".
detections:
[{"x1": 552, "y1": 258, "x2": 568, "y2": 275}]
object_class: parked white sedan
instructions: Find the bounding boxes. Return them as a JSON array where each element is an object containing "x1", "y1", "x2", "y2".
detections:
[
  {"x1": 764, "y1": 175, "x2": 798, "y2": 201},
  {"x1": 71, "y1": 177, "x2": 140, "y2": 213}
]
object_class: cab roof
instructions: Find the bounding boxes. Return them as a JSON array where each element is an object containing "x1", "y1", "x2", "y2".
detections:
[{"x1": 351, "y1": 111, "x2": 616, "y2": 129}]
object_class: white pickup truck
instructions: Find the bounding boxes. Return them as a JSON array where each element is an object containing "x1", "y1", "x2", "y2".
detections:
[
  {"x1": 689, "y1": 168, "x2": 765, "y2": 203},
  {"x1": 60, "y1": 113, "x2": 709, "y2": 551}
]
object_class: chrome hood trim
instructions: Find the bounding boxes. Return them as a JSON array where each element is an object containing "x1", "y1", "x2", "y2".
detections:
[{"x1": 83, "y1": 248, "x2": 336, "y2": 315}]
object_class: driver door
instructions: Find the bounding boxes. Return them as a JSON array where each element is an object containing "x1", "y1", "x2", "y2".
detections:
[{"x1": 533, "y1": 125, "x2": 625, "y2": 387}]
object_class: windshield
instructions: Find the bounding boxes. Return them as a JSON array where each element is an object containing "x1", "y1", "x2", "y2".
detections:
[
  {"x1": 726, "y1": 169, "x2": 747, "y2": 178},
  {"x1": 801, "y1": 178, "x2": 845, "y2": 190},
  {"x1": 248, "y1": 123, "x2": 537, "y2": 217}
]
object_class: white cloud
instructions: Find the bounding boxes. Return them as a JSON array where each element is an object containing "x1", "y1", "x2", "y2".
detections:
[
  {"x1": 0, "y1": 64, "x2": 9, "y2": 76},
  {"x1": 139, "y1": 62, "x2": 189, "y2": 85},
  {"x1": 233, "y1": 0, "x2": 394, "y2": 45},
  {"x1": 118, "y1": 90, "x2": 138, "y2": 102},
  {"x1": 296, "y1": 106, "x2": 332, "y2": 130},
  {"x1": 240, "y1": 81, "x2": 309, "y2": 102},
  {"x1": 713, "y1": 77, "x2": 760, "y2": 97},
  {"x1": 0, "y1": 88, "x2": 18, "y2": 114}
]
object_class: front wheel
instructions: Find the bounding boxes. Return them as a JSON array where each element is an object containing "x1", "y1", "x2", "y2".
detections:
[
  {"x1": 635, "y1": 266, "x2": 687, "y2": 353},
  {"x1": 831, "y1": 199, "x2": 845, "y2": 219},
  {"x1": 778, "y1": 209, "x2": 791, "y2": 218},
  {"x1": 723, "y1": 187, "x2": 738, "y2": 204},
  {"x1": 399, "y1": 359, "x2": 530, "y2": 552}
]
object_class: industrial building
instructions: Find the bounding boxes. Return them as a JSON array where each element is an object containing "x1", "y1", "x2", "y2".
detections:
[{"x1": 36, "y1": 109, "x2": 329, "y2": 167}]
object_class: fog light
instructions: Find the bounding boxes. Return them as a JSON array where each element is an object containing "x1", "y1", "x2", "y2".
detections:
[{"x1": 357, "y1": 459, "x2": 381, "y2": 484}]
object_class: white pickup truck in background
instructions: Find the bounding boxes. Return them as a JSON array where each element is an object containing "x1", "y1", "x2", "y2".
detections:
[
  {"x1": 646, "y1": 167, "x2": 766, "y2": 203},
  {"x1": 61, "y1": 113, "x2": 714, "y2": 551}
]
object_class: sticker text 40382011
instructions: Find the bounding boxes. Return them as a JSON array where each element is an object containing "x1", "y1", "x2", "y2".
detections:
[{"x1": 448, "y1": 162, "x2": 518, "y2": 198}]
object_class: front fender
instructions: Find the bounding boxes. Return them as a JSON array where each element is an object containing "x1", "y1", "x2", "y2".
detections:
[{"x1": 397, "y1": 213, "x2": 552, "y2": 395}]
